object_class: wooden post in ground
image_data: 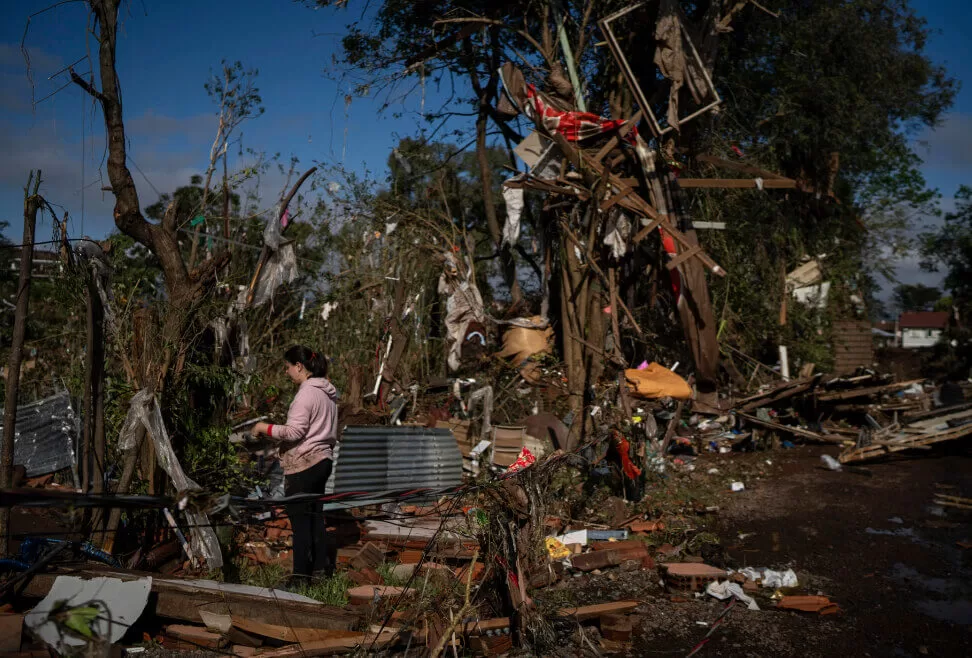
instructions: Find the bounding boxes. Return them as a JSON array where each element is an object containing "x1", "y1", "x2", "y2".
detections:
[
  {"x1": 84, "y1": 268, "x2": 107, "y2": 540},
  {"x1": 1, "y1": 171, "x2": 43, "y2": 556}
]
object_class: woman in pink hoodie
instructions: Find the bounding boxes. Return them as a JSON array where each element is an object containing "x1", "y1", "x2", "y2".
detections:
[{"x1": 250, "y1": 345, "x2": 339, "y2": 581}]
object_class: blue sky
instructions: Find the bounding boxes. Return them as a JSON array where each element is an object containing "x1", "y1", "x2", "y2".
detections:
[{"x1": 0, "y1": 0, "x2": 969, "y2": 299}]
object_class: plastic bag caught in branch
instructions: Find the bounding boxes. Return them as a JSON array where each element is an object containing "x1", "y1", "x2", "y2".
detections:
[
  {"x1": 250, "y1": 242, "x2": 298, "y2": 307},
  {"x1": 263, "y1": 203, "x2": 284, "y2": 251}
]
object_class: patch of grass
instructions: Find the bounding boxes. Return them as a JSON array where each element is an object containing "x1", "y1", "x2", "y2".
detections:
[
  {"x1": 238, "y1": 560, "x2": 288, "y2": 589},
  {"x1": 290, "y1": 572, "x2": 353, "y2": 606},
  {"x1": 376, "y1": 561, "x2": 411, "y2": 587}
]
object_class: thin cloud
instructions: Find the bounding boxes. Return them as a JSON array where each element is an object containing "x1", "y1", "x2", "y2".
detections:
[{"x1": 914, "y1": 113, "x2": 972, "y2": 171}]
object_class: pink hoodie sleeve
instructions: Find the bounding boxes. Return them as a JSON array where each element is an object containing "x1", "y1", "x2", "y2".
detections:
[{"x1": 271, "y1": 388, "x2": 312, "y2": 443}]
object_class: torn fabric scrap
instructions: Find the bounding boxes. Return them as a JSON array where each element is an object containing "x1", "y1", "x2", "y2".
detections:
[
  {"x1": 502, "y1": 186, "x2": 525, "y2": 246},
  {"x1": 438, "y1": 253, "x2": 486, "y2": 371}
]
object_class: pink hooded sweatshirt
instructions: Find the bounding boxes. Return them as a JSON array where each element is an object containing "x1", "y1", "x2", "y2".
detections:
[{"x1": 269, "y1": 377, "x2": 339, "y2": 475}]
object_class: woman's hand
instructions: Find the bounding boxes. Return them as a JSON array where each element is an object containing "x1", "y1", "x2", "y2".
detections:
[{"x1": 250, "y1": 422, "x2": 270, "y2": 438}]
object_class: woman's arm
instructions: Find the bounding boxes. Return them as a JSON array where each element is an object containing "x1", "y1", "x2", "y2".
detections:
[{"x1": 250, "y1": 391, "x2": 311, "y2": 443}]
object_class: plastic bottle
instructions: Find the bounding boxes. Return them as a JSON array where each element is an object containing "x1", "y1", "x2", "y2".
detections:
[{"x1": 820, "y1": 454, "x2": 842, "y2": 471}]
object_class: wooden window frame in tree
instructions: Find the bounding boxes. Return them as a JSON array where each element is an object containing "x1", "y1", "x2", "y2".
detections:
[{"x1": 599, "y1": 1, "x2": 722, "y2": 138}]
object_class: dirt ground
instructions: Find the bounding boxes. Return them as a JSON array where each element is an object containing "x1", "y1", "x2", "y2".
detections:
[{"x1": 547, "y1": 445, "x2": 972, "y2": 658}]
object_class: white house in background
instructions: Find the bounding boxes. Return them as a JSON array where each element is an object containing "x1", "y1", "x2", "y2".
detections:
[{"x1": 898, "y1": 311, "x2": 949, "y2": 348}]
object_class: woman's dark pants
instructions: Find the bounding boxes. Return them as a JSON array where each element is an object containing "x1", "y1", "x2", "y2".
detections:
[{"x1": 284, "y1": 458, "x2": 333, "y2": 579}]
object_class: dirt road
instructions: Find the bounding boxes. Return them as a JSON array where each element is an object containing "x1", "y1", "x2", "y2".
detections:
[{"x1": 662, "y1": 446, "x2": 971, "y2": 657}]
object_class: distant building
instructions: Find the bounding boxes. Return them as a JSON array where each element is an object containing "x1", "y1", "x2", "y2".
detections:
[
  {"x1": 871, "y1": 321, "x2": 897, "y2": 348},
  {"x1": 898, "y1": 311, "x2": 949, "y2": 349}
]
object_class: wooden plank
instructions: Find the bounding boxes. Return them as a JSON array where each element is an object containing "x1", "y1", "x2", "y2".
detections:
[
  {"x1": 738, "y1": 412, "x2": 845, "y2": 444},
  {"x1": 229, "y1": 617, "x2": 361, "y2": 644},
  {"x1": 20, "y1": 570, "x2": 358, "y2": 631},
  {"x1": 695, "y1": 154, "x2": 788, "y2": 180},
  {"x1": 460, "y1": 601, "x2": 639, "y2": 637},
  {"x1": 839, "y1": 423, "x2": 972, "y2": 463},
  {"x1": 557, "y1": 601, "x2": 640, "y2": 621},
  {"x1": 591, "y1": 539, "x2": 649, "y2": 552},
  {"x1": 734, "y1": 375, "x2": 821, "y2": 413},
  {"x1": 462, "y1": 617, "x2": 512, "y2": 635},
  {"x1": 676, "y1": 178, "x2": 797, "y2": 189},
  {"x1": 254, "y1": 630, "x2": 400, "y2": 657},
  {"x1": 904, "y1": 404, "x2": 972, "y2": 426},
  {"x1": 816, "y1": 380, "x2": 923, "y2": 402},
  {"x1": 665, "y1": 245, "x2": 703, "y2": 270},
  {"x1": 165, "y1": 625, "x2": 227, "y2": 650},
  {"x1": 548, "y1": 131, "x2": 725, "y2": 276},
  {"x1": 632, "y1": 217, "x2": 664, "y2": 244},
  {"x1": 599, "y1": 186, "x2": 635, "y2": 211},
  {"x1": 594, "y1": 110, "x2": 643, "y2": 163}
]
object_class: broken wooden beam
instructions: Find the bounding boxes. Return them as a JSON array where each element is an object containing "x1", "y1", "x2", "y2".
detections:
[
  {"x1": 815, "y1": 379, "x2": 923, "y2": 402},
  {"x1": 570, "y1": 543, "x2": 649, "y2": 572},
  {"x1": 459, "y1": 601, "x2": 641, "y2": 637},
  {"x1": 738, "y1": 412, "x2": 845, "y2": 444},
  {"x1": 676, "y1": 178, "x2": 797, "y2": 189},
  {"x1": 839, "y1": 422, "x2": 972, "y2": 463},
  {"x1": 253, "y1": 629, "x2": 401, "y2": 657},
  {"x1": 733, "y1": 374, "x2": 822, "y2": 413},
  {"x1": 21, "y1": 569, "x2": 358, "y2": 631},
  {"x1": 558, "y1": 601, "x2": 640, "y2": 622},
  {"x1": 695, "y1": 154, "x2": 788, "y2": 180}
]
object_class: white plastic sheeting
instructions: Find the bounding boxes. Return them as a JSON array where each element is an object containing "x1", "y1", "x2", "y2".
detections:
[
  {"x1": 26, "y1": 575, "x2": 152, "y2": 651},
  {"x1": 118, "y1": 390, "x2": 223, "y2": 568},
  {"x1": 706, "y1": 580, "x2": 760, "y2": 611}
]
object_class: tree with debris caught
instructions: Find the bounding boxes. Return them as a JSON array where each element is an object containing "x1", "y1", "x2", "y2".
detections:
[{"x1": 921, "y1": 185, "x2": 972, "y2": 372}]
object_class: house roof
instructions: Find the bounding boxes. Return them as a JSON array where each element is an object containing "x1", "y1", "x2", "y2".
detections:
[{"x1": 898, "y1": 311, "x2": 949, "y2": 329}]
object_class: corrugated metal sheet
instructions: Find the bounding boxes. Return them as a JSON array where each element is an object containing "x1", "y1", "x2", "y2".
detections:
[
  {"x1": 0, "y1": 391, "x2": 78, "y2": 477},
  {"x1": 326, "y1": 426, "x2": 462, "y2": 495}
]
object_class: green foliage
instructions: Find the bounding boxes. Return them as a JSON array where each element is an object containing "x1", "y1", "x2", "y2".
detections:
[
  {"x1": 376, "y1": 561, "x2": 410, "y2": 587},
  {"x1": 238, "y1": 560, "x2": 289, "y2": 589},
  {"x1": 922, "y1": 185, "x2": 972, "y2": 314},
  {"x1": 290, "y1": 572, "x2": 353, "y2": 606},
  {"x1": 920, "y1": 185, "x2": 972, "y2": 373},
  {"x1": 51, "y1": 601, "x2": 101, "y2": 641},
  {"x1": 682, "y1": 0, "x2": 955, "y2": 360}
]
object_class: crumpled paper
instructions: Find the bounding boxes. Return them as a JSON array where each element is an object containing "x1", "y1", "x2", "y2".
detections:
[
  {"x1": 737, "y1": 567, "x2": 799, "y2": 589},
  {"x1": 706, "y1": 580, "x2": 760, "y2": 611}
]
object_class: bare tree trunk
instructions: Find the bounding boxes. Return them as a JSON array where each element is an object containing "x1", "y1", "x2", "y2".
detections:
[
  {"x1": 1, "y1": 172, "x2": 42, "y2": 556},
  {"x1": 465, "y1": 32, "x2": 522, "y2": 305},
  {"x1": 474, "y1": 111, "x2": 521, "y2": 303},
  {"x1": 101, "y1": 425, "x2": 145, "y2": 554}
]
